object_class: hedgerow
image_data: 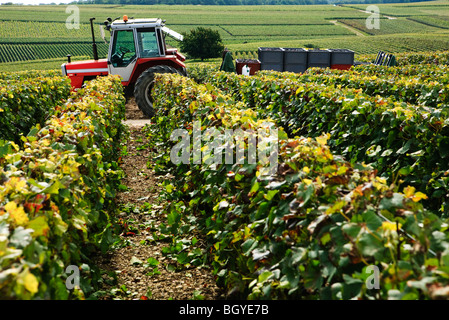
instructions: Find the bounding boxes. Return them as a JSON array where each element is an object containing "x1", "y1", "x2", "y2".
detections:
[
  {"x1": 146, "y1": 73, "x2": 449, "y2": 300},
  {"x1": 357, "y1": 51, "x2": 449, "y2": 66},
  {"x1": 296, "y1": 67, "x2": 449, "y2": 107},
  {"x1": 0, "y1": 75, "x2": 126, "y2": 299},
  {"x1": 0, "y1": 69, "x2": 62, "y2": 81},
  {"x1": 394, "y1": 51, "x2": 449, "y2": 66},
  {"x1": 202, "y1": 70, "x2": 449, "y2": 217},
  {"x1": 351, "y1": 63, "x2": 449, "y2": 80},
  {"x1": 0, "y1": 75, "x2": 71, "y2": 143}
]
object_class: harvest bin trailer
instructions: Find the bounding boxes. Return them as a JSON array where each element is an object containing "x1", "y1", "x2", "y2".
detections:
[
  {"x1": 257, "y1": 47, "x2": 354, "y2": 73},
  {"x1": 61, "y1": 16, "x2": 186, "y2": 118}
]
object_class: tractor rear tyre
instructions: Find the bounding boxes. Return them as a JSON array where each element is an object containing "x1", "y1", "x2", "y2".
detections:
[{"x1": 134, "y1": 65, "x2": 181, "y2": 118}]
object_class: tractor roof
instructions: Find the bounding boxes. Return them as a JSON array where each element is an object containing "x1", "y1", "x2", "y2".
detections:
[{"x1": 111, "y1": 18, "x2": 164, "y2": 30}]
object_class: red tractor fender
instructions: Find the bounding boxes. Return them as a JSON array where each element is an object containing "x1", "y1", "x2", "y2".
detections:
[
  {"x1": 126, "y1": 56, "x2": 186, "y2": 86},
  {"x1": 64, "y1": 56, "x2": 185, "y2": 89}
]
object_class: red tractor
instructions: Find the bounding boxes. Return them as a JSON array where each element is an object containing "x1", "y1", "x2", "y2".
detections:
[{"x1": 61, "y1": 16, "x2": 186, "y2": 117}]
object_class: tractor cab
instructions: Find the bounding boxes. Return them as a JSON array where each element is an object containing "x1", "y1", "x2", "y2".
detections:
[
  {"x1": 107, "y1": 17, "x2": 178, "y2": 83},
  {"x1": 62, "y1": 16, "x2": 186, "y2": 117}
]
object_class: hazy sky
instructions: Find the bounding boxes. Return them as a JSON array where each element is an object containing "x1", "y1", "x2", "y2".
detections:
[{"x1": 0, "y1": 0, "x2": 74, "y2": 4}]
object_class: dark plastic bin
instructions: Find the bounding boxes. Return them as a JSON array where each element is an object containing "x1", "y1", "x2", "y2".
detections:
[
  {"x1": 283, "y1": 48, "x2": 308, "y2": 73},
  {"x1": 260, "y1": 63, "x2": 283, "y2": 72},
  {"x1": 284, "y1": 64, "x2": 308, "y2": 73},
  {"x1": 330, "y1": 49, "x2": 355, "y2": 66},
  {"x1": 258, "y1": 47, "x2": 284, "y2": 63},
  {"x1": 307, "y1": 49, "x2": 331, "y2": 68},
  {"x1": 236, "y1": 59, "x2": 261, "y2": 75},
  {"x1": 283, "y1": 48, "x2": 307, "y2": 64},
  {"x1": 258, "y1": 47, "x2": 284, "y2": 71}
]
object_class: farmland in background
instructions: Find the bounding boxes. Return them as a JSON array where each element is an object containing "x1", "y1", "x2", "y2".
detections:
[{"x1": 1, "y1": 1, "x2": 449, "y2": 71}]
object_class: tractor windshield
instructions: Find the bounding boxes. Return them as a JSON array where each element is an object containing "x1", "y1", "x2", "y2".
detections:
[
  {"x1": 137, "y1": 28, "x2": 163, "y2": 58},
  {"x1": 111, "y1": 30, "x2": 136, "y2": 67}
]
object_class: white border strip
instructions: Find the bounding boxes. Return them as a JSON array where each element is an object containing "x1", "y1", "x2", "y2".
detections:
[{"x1": 67, "y1": 68, "x2": 109, "y2": 74}]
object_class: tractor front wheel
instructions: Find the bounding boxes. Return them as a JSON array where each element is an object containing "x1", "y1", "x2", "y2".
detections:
[{"x1": 134, "y1": 65, "x2": 181, "y2": 117}]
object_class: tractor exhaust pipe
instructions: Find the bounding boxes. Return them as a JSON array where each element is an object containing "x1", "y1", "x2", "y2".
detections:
[{"x1": 90, "y1": 17, "x2": 99, "y2": 61}]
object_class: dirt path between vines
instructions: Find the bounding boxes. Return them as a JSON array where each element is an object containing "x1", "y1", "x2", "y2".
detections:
[
  {"x1": 95, "y1": 98, "x2": 223, "y2": 300},
  {"x1": 329, "y1": 20, "x2": 366, "y2": 37}
]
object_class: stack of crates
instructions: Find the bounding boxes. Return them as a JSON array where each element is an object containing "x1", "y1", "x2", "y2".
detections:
[{"x1": 257, "y1": 47, "x2": 355, "y2": 73}]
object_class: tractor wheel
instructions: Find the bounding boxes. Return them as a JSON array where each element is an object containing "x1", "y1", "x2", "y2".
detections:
[{"x1": 134, "y1": 65, "x2": 181, "y2": 118}]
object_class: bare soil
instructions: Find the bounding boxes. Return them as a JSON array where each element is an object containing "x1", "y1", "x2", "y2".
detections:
[
  {"x1": 125, "y1": 97, "x2": 149, "y2": 120},
  {"x1": 95, "y1": 98, "x2": 223, "y2": 300}
]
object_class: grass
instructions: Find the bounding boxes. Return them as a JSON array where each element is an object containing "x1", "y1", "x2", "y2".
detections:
[
  {"x1": 228, "y1": 32, "x2": 449, "y2": 54},
  {"x1": 344, "y1": 1, "x2": 449, "y2": 17},
  {"x1": 0, "y1": 43, "x2": 109, "y2": 64},
  {"x1": 0, "y1": 56, "x2": 90, "y2": 72},
  {"x1": 0, "y1": 21, "x2": 94, "y2": 40},
  {"x1": 337, "y1": 17, "x2": 445, "y2": 35},
  {"x1": 407, "y1": 15, "x2": 449, "y2": 29}
]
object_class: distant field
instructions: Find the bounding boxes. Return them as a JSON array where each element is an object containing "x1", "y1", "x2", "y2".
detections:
[
  {"x1": 2, "y1": 2, "x2": 449, "y2": 71},
  {"x1": 0, "y1": 42, "x2": 109, "y2": 63},
  {"x1": 337, "y1": 17, "x2": 446, "y2": 35},
  {"x1": 345, "y1": 2, "x2": 449, "y2": 16}
]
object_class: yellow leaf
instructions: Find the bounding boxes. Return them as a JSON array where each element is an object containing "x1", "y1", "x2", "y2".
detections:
[
  {"x1": 24, "y1": 271, "x2": 39, "y2": 294},
  {"x1": 316, "y1": 136, "x2": 327, "y2": 146},
  {"x1": 28, "y1": 216, "x2": 49, "y2": 238},
  {"x1": 5, "y1": 177, "x2": 26, "y2": 193},
  {"x1": 412, "y1": 192, "x2": 428, "y2": 202},
  {"x1": 10, "y1": 141, "x2": 19, "y2": 151},
  {"x1": 315, "y1": 133, "x2": 331, "y2": 146},
  {"x1": 303, "y1": 179, "x2": 313, "y2": 186},
  {"x1": 4, "y1": 201, "x2": 16, "y2": 212},
  {"x1": 204, "y1": 94, "x2": 213, "y2": 103},
  {"x1": 381, "y1": 221, "x2": 401, "y2": 231},
  {"x1": 325, "y1": 200, "x2": 345, "y2": 215},
  {"x1": 4, "y1": 201, "x2": 29, "y2": 226},
  {"x1": 296, "y1": 86, "x2": 305, "y2": 95},
  {"x1": 375, "y1": 176, "x2": 387, "y2": 184},
  {"x1": 404, "y1": 186, "x2": 416, "y2": 198},
  {"x1": 337, "y1": 166, "x2": 348, "y2": 175},
  {"x1": 40, "y1": 139, "x2": 51, "y2": 147}
]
